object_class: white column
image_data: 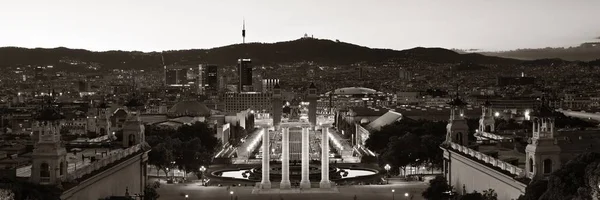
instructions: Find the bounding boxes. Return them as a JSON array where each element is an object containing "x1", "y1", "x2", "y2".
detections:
[
  {"x1": 320, "y1": 127, "x2": 331, "y2": 188},
  {"x1": 300, "y1": 127, "x2": 311, "y2": 188},
  {"x1": 261, "y1": 128, "x2": 271, "y2": 189},
  {"x1": 280, "y1": 127, "x2": 291, "y2": 189}
]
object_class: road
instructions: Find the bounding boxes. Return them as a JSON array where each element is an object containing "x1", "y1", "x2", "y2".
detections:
[{"x1": 156, "y1": 179, "x2": 428, "y2": 200}]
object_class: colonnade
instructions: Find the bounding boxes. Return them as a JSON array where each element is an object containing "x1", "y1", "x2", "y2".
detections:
[{"x1": 260, "y1": 124, "x2": 331, "y2": 189}]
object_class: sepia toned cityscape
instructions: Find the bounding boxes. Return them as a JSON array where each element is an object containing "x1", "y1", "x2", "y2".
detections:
[{"x1": 1, "y1": 1, "x2": 600, "y2": 200}]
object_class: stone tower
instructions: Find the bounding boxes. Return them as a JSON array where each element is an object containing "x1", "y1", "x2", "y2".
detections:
[
  {"x1": 445, "y1": 97, "x2": 469, "y2": 146},
  {"x1": 307, "y1": 83, "x2": 317, "y2": 128},
  {"x1": 478, "y1": 100, "x2": 495, "y2": 133},
  {"x1": 30, "y1": 103, "x2": 68, "y2": 185},
  {"x1": 122, "y1": 95, "x2": 145, "y2": 148},
  {"x1": 525, "y1": 99, "x2": 560, "y2": 180},
  {"x1": 272, "y1": 83, "x2": 282, "y2": 128}
]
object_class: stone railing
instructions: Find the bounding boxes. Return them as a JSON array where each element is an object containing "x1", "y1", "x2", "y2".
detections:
[
  {"x1": 476, "y1": 130, "x2": 511, "y2": 141},
  {"x1": 64, "y1": 144, "x2": 141, "y2": 181},
  {"x1": 449, "y1": 142, "x2": 524, "y2": 176}
]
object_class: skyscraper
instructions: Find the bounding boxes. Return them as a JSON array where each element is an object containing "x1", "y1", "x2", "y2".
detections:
[
  {"x1": 238, "y1": 59, "x2": 253, "y2": 92},
  {"x1": 203, "y1": 64, "x2": 218, "y2": 93}
]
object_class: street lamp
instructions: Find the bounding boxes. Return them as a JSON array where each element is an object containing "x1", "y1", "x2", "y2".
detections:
[
  {"x1": 199, "y1": 166, "x2": 206, "y2": 186},
  {"x1": 185, "y1": 194, "x2": 189, "y2": 199},
  {"x1": 230, "y1": 191, "x2": 234, "y2": 200},
  {"x1": 392, "y1": 189, "x2": 395, "y2": 200},
  {"x1": 404, "y1": 192, "x2": 409, "y2": 199},
  {"x1": 384, "y1": 164, "x2": 391, "y2": 183}
]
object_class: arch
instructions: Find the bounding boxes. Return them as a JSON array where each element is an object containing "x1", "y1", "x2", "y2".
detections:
[
  {"x1": 485, "y1": 125, "x2": 492, "y2": 132},
  {"x1": 455, "y1": 133, "x2": 464, "y2": 145},
  {"x1": 529, "y1": 158, "x2": 534, "y2": 173},
  {"x1": 543, "y1": 159, "x2": 552, "y2": 174},
  {"x1": 60, "y1": 162, "x2": 65, "y2": 175},
  {"x1": 128, "y1": 134, "x2": 136, "y2": 147},
  {"x1": 40, "y1": 163, "x2": 50, "y2": 178}
]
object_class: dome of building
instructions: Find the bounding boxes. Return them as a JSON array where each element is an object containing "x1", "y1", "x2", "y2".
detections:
[
  {"x1": 168, "y1": 101, "x2": 212, "y2": 117},
  {"x1": 327, "y1": 87, "x2": 377, "y2": 95}
]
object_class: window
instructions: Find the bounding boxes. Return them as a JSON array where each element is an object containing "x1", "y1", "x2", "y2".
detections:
[
  {"x1": 543, "y1": 159, "x2": 552, "y2": 174},
  {"x1": 40, "y1": 163, "x2": 50, "y2": 177},
  {"x1": 529, "y1": 158, "x2": 534, "y2": 173},
  {"x1": 60, "y1": 162, "x2": 64, "y2": 176}
]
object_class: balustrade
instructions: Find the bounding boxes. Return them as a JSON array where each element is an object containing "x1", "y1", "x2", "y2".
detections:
[
  {"x1": 447, "y1": 142, "x2": 523, "y2": 176},
  {"x1": 66, "y1": 144, "x2": 142, "y2": 180}
]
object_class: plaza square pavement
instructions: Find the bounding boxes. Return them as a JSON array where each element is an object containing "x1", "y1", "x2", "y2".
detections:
[{"x1": 156, "y1": 178, "x2": 428, "y2": 200}]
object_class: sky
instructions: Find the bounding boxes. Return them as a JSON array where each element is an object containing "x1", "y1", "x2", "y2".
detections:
[{"x1": 1, "y1": 0, "x2": 599, "y2": 52}]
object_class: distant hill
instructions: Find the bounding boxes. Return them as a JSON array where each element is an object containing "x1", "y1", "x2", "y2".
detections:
[
  {"x1": 0, "y1": 38, "x2": 521, "y2": 70},
  {"x1": 480, "y1": 44, "x2": 600, "y2": 61}
]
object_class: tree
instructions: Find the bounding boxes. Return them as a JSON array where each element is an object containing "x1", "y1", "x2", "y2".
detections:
[
  {"x1": 144, "y1": 181, "x2": 160, "y2": 200},
  {"x1": 422, "y1": 176, "x2": 451, "y2": 200},
  {"x1": 148, "y1": 141, "x2": 174, "y2": 177},
  {"x1": 518, "y1": 152, "x2": 600, "y2": 200},
  {"x1": 380, "y1": 133, "x2": 421, "y2": 175},
  {"x1": 540, "y1": 152, "x2": 600, "y2": 200},
  {"x1": 517, "y1": 179, "x2": 548, "y2": 200},
  {"x1": 482, "y1": 189, "x2": 498, "y2": 200}
]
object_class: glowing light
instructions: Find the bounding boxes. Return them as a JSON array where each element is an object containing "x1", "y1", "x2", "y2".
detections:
[
  {"x1": 246, "y1": 129, "x2": 264, "y2": 152},
  {"x1": 494, "y1": 112, "x2": 500, "y2": 117},
  {"x1": 328, "y1": 130, "x2": 343, "y2": 150},
  {"x1": 405, "y1": 193, "x2": 409, "y2": 197}
]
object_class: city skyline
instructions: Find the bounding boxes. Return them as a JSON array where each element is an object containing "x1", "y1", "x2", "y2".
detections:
[{"x1": 1, "y1": 0, "x2": 600, "y2": 52}]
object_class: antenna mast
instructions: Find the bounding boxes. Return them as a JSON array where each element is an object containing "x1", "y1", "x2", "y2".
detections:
[{"x1": 242, "y1": 18, "x2": 246, "y2": 44}]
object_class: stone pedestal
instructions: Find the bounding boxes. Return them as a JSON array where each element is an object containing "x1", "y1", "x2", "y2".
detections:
[
  {"x1": 320, "y1": 127, "x2": 331, "y2": 188},
  {"x1": 260, "y1": 128, "x2": 271, "y2": 189},
  {"x1": 300, "y1": 127, "x2": 311, "y2": 189},
  {"x1": 280, "y1": 128, "x2": 291, "y2": 189}
]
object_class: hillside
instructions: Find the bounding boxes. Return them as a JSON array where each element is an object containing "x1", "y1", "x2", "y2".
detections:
[{"x1": 0, "y1": 38, "x2": 521, "y2": 70}]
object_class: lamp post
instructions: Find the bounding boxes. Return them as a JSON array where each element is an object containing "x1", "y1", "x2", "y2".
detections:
[
  {"x1": 384, "y1": 164, "x2": 391, "y2": 184},
  {"x1": 185, "y1": 194, "x2": 189, "y2": 199},
  {"x1": 199, "y1": 166, "x2": 206, "y2": 186},
  {"x1": 404, "y1": 192, "x2": 409, "y2": 199},
  {"x1": 392, "y1": 189, "x2": 395, "y2": 200},
  {"x1": 229, "y1": 191, "x2": 234, "y2": 200}
]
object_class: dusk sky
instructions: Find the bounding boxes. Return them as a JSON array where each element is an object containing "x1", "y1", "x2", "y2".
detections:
[{"x1": 2, "y1": 0, "x2": 599, "y2": 52}]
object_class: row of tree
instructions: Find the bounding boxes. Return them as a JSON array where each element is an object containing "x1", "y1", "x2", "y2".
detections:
[
  {"x1": 364, "y1": 119, "x2": 447, "y2": 173},
  {"x1": 146, "y1": 122, "x2": 221, "y2": 179}
]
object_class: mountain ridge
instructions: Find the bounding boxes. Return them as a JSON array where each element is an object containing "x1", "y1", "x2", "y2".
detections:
[{"x1": 0, "y1": 38, "x2": 522, "y2": 70}]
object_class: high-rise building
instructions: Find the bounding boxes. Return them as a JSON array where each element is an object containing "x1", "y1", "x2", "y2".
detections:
[
  {"x1": 165, "y1": 65, "x2": 200, "y2": 87},
  {"x1": 203, "y1": 64, "x2": 219, "y2": 94},
  {"x1": 238, "y1": 59, "x2": 253, "y2": 92}
]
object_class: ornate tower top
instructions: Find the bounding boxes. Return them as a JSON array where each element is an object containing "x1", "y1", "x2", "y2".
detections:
[{"x1": 530, "y1": 97, "x2": 555, "y2": 119}]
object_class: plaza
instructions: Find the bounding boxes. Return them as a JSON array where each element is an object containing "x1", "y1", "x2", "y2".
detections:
[{"x1": 155, "y1": 178, "x2": 427, "y2": 200}]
